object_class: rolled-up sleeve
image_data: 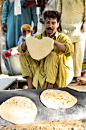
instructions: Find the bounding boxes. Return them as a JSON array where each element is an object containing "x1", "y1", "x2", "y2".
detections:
[
  {"x1": 18, "y1": 43, "x2": 30, "y2": 56},
  {"x1": 57, "y1": 33, "x2": 74, "y2": 56}
]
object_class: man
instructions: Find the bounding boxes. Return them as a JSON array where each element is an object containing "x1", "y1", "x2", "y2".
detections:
[
  {"x1": 18, "y1": 10, "x2": 74, "y2": 89},
  {"x1": 1, "y1": 0, "x2": 38, "y2": 50},
  {"x1": 57, "y1": 0, "x2": 86, "y2": 82},
  {"x1": 1, "y1": 24, "x2": 32, "y2": 75}
]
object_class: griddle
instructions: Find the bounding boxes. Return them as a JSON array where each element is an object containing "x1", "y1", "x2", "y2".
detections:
[{"x1": 0, "y1": 87, "x2": 86, "y2": 125}]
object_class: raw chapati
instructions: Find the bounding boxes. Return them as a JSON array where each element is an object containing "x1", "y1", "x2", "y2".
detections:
[
  {"x1": 26, "y1": 36, "x2": 54, "y2": 60},
  {"x1": 0, "y1": 96, "x2": 37, "y2": 124},
  {"x1": 40, "y1": 89, "x2": 77, "y2": 109}
]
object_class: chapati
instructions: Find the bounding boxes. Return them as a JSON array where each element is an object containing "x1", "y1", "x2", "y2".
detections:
[
  {"x1": 0, "y1": 96, "x2": 37, "y2": 124},
  {"x1": 67, "y1": 85, "x2": 86, "y2": 92},
  {"x1": 40, "y1": 89, "x2": 77, "y2": 109},
  {"x1": 26, "y1": 36, "x2": 54, "y2": 60}
]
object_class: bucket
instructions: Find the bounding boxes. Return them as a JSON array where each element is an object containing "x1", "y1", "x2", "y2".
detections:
[{"x1": 8, "y1": 55, "x2": 22, "y2": 76}]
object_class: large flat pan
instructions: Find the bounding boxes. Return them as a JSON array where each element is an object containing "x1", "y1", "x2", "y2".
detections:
[{"x1": 0, "y1": 87, "x2": 86, "y2": 125}]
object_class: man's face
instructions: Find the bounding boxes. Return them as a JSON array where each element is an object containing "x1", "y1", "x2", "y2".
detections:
[
  {"x1": 44, "y1": 18, "x2": 59, "y2": 37},
  {"x1": 22, "y1": 27, "x2": 32, "y2": 37}
]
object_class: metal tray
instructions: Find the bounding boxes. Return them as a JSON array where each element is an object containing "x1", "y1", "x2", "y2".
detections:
[{"x1": 0, "y1": 87, "x2": 86, "y2": 125}]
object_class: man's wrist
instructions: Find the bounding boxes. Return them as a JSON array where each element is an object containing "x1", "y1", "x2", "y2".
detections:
[{"x1": 21, "y1": 42, "x2": 27, "y2": 52}]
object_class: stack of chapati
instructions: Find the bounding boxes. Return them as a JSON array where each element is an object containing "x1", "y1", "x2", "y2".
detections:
[{"x1": 67, "y1": 77, "x2": 86, "y2": 92}]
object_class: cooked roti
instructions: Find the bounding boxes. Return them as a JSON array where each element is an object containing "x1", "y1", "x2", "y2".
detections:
[
  {"x1": 0, "y1": 96, "x2": 37, "y2": 124},
  {"x1": 26, "y1": 36, "x2": 54, "y2": 60},
  {"x1": 40, "y1": 89, "x2": 77, "y2": 109},
  {"x1": 67, "y1": 85, "x2": 86, "y2": 92}
]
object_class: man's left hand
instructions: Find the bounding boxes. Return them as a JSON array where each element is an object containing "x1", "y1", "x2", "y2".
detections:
[
  {"x1": 81, "y1": 21, "x2": 86, "y2": 33},
  {"x1": 33, "y1": 26, "x2": 37, "y2": 34}
]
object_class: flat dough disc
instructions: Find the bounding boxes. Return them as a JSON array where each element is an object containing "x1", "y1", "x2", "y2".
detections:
[
  {"x1": 67, "y1": 85, "x2": 86, "y2": 92},
  {"x1": 0, "y1": 96, "x2": 37, "y2": 124},
  {"x1": 40, "y1": 89, "x2": 77, "y2": 109},
  {"x1": 26, "y1": 36, "x2": 54, "y2": 60}
]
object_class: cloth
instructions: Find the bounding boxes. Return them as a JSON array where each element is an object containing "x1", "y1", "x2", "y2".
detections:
[
  {"x1": 22, "y1": 0, "x2": 36, "y2": 8},
  {"x1": 43, "y1": 0, "x2": 58, "y2": 12},
  {"x1": 4, "y1": 51, "x2": 11, "y2": 58},
  {"x1": 18, "y1": 31, "x2": 74, "y2": 88},
  {"x1": 10, "y1": 0, "x2": 21, "y2": 15},
  {"x1": 2, "y1": 0, "x2": 38, "y2": 50},
  {"x1": 1, "y1": 50, "x2": 11, "y2": 73},
  {"x1": 72, "y1": 39, "x2": 85, "y2": 77},
  {"x1": 57, "y1": 0, "x2": 86, "y2": 77},
  {"x1": 4, "y1": 49, "x2": 20, "y2": 58}
]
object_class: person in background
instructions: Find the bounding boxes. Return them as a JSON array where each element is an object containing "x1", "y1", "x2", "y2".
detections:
[
  {"x1": 37, "y1": 0, "x2": 59, "y2": 33},
  {"x1": 1, "y1": 0, "x2": 38, "y2": 50},
  {"x1": 18, "y1": 10, "x2": 74, "y2": 89},
  {"x1": 57, "y1": 0, "x2": 86, "y2": 82},
  {"x1": 22, "y1": 0, "x2": 38, "y2": 34},
  {"x1": 1, "y1": 24, "x2": 32, "y2": 75}
]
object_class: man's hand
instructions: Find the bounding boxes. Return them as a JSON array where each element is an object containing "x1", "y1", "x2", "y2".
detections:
[
  {"x1": 54, "y1": 40, "x2": 66, "y2": 53},
  {"x1": 81, "y1": 21, "x2": 86, "y2": 33},
  {"x1": 33, "y1": 26, "x2": 37, "y2": 34},
  {"x1": 2, "y1": 23, "x2": 7, "y2": 33},
  {"x1": 21, "y1": 41, "x2": 27, "y2": 52}
]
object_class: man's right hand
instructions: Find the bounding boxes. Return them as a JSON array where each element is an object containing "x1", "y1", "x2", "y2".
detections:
[
  {"x1": 2, "y1": 23, "x2": 7, "y2": 33},
  {"x1": 21, "y1": 41, "x2": 27, "y2": 52}
]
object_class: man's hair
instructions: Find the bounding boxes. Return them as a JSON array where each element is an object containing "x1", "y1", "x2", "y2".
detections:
[
  {"x1": 21, "y1": 24, "x2": 32, "y2": 33},
  {"x1": 43, "y1": 10, "x2": 61, "y2": 23}
]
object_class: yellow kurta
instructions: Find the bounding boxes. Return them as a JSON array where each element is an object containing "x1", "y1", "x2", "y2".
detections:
[
  {"x1": 18, "y1": 31, "x2": 74, "y2": 88},
  {"x1": 57, "y1": 0, "x2": 86, "y2": 77}
]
